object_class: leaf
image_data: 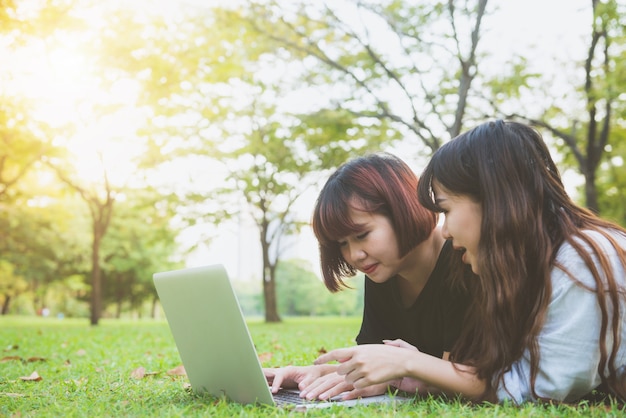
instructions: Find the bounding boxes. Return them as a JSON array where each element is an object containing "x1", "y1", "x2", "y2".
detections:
[
  {"x1": 258, "y1": 352, "x2": 273, "y2": 362},
  {"x1": 20, "y1": 371, "x2": 42, "y2": 382},
  {"x1": 167, "y1": 365, "x2": 186, "y2": 376},
  {"x1": 130, "y1": 367, "x2": 146, "y2": 379},
  {"x1": 317, "y1": 347, "x2": 327, "y2": 355},
  {"x1": 0, "y1": 356, "x2": 23, "y2": 363},
  {"x1": 3, "y1": 344, "x2": 19, "y2": 352},
  {"x1": 27, "y1": 357, "x2": 47, "y2": 363}
]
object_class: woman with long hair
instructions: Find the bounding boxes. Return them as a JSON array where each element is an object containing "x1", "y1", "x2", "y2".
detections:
[{"x1": 316, "y1": 120, "x2": 626, "y2": 403}]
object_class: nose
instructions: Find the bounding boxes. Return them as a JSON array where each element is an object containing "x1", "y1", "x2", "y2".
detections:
[{"x1": 344, "y1": 243, "x2": 366, "y2": 264}]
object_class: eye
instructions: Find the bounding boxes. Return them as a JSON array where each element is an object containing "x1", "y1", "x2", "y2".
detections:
[
  {"x1": 337, "y1": 240, "x2": 348, "y2": 248},
  {"x1": 356, "y1": 231, "x2": 369, "y2": 240},
  {"x1": 435, "y1": 204, "x2": 448, "y2": 214}
]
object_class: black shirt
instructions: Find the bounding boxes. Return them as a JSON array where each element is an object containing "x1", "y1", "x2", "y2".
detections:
[{"x1": 355, "y1": 239, "x2": 469, "y2": 358}]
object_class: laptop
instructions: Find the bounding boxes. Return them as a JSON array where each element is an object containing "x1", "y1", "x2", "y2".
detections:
[{"x1": 153, "y1": 264, "x2": 413, "y2": 410}]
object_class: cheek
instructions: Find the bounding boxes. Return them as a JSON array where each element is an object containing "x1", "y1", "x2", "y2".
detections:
[{"x1": 340, "y1": 247, "x2": 349, "y2": 261}]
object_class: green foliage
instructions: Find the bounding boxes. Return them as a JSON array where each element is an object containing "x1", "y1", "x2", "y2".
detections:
[
  {"x1": 0, "y1": 189, "x2": 92, "y2": 315},
  {"x1": 595, "y1": 126, "x2": 626, "y2": 227},
  {"x1": 513, "y1": 0, "x2": 626, "y2": 216},
  {"x1": 2, "y1": 0, "x2": 625, "y2": 322},
  {"x1": 233, "y1": 0, "x2": 494, "y2": 149},
  {"x1": 0, "y1": 98, "x2": 54, "y2": 201},
  {"x1": 99, "y1": 187, "x2": 185, "y2": 317},
  {"x1": 233, "y1": 259, "x2": 364, "y2": 317},
  {"x1": 275, "y1": 259, "x2": 363, "y2": 317},
  {"x1": 0, "y1": 260, "x2": 28, "y2": 313}
]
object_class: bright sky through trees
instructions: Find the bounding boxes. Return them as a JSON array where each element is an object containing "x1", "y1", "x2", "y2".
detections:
[{"x1": 3, "y1": 0, "x2": 592, "y2": 281}]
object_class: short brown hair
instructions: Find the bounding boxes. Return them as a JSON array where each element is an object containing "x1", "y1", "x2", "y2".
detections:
[{"x1": 313, "y1": 152, "x2": 437, "y2": 292}]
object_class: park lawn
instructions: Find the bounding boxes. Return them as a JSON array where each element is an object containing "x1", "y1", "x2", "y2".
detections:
[{"x1": 0, "y1": 316, "x2": 622, "y2": 417}]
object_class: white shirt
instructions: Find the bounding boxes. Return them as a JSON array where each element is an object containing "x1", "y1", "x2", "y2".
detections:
[{"x1": 496, "y1": 229, "x2": 626, "y2": 403}]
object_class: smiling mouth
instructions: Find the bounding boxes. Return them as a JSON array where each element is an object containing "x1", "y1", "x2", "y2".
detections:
[{"x1": 361, "y1": 264, "x2": 378, "y2": 274}]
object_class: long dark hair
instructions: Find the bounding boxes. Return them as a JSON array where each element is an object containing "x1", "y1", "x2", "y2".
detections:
[
  {"x1": 313, "y1": 152, "x2": 437, "y2": 292},
  {"x1": 417, "y1": 120, "x2": 626, "y2": 400}
]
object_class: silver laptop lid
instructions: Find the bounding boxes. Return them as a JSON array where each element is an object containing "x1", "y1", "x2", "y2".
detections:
[{"x1": 153, "y1": 264, "x2": 274, "y2": 405}]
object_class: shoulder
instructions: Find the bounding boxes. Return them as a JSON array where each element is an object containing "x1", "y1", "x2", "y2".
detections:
[
  {"x1": 553, "y1": 228, "x2": 626, "y2": 289},
  {"x1": 556, "y1": 228, "x2": 626, "y2": 265}
]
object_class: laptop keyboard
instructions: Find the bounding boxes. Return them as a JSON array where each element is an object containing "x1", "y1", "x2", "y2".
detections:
[{"x1": 273, "y1": 389, "x2": 322, "y2": 406}]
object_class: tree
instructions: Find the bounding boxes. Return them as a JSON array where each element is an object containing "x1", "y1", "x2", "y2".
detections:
[
  {"x1": 14, "y1": 0, "x2": 170, "y2": 324},
  {"x1": 94, "y1": 5, "x2": 400, "y2": 322},
  {"x1": 100, "y1": 187, "x2": 183, "y2": 318},
  {"x1": 214, "y1": 97, "x2": 395, "y2": 321},
  {"x1": 276, "y1": 259, "x2": 364, "y2": 316},
  {"x1": 0, "y1": 99, "x2": 52, "y2": 201},
  {"x1": 0, "y1": 178, "x2": 91, "y2": 315},
  {"x1": 48, "y1": 158, "x2": 115, "y2": 325},
  {"x1": 225, "y1": 0, "x2": 490, "y2": 155},
  {"x1": 596, "y1": 126, "x2": 626, "y2": 225},
  {"x1": 504, "y1": 0, "x2": 625, "y2": 214},
  {"x1": 0, "y1": 260, "x2": 28, "y2": 315}
]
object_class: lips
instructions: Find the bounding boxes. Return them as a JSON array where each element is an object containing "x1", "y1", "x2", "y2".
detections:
[{"x1": 361, "y1": 263, "x2": 378, "y2": 275}]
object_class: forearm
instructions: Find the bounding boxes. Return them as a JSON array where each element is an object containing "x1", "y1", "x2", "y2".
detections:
[{"x1": 405, "y1": 351, "x2": 486, "y2": 400}]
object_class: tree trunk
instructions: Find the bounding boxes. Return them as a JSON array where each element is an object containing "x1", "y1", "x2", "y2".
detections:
[
  {"x1": 584, "y1": 169, "x2": 599, "y2": 214},
  {"x1": 90, "y1": 230, "x2": 102, "y2": 326},
  {"x1": 263, "y1": 265, "x2": 280, "y2": 322},
  {"x1": 1, "y1": 295, "x2": 10, "y2": 315},
  {"x1": 151, "y1": 296, "x2": 158, "y2": 319},
  {"x1": 261, "y1": 223, "x2": 281, "y2": 323}
]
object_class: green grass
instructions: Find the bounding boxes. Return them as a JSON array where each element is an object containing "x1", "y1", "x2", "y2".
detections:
[{"x1": 0, "y1": 316, "x2": 623, "y2": 417}]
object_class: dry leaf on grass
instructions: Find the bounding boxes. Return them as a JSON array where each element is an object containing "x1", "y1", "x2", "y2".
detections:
[
  {"x1": 130, "y1": 367, "x2": 146, "y2": 379},
  {"x1": 167, "y1": 365, "x2": 186, "y2": 376},
  {"x1": 258, "y1": 352, "x2": 273, "y2": 362},
  {"x1": 20, "y1": 371, "x2": 42, "y2": 382},
  {"x1": 130, "y1": 367, "x2": 158, "y2": 379},
  {"x1": 317, "y1": 347, "x2": 328, "y2": 355},
  {"x1": 1, "y1": 356, "x2": 47, "y2": 363},
  {"x1": 76, "y1": 349, "x2": 87, "y2": 356},
  {"x1": 3, "y1": 344, "x2": 18, "y2": 352}
]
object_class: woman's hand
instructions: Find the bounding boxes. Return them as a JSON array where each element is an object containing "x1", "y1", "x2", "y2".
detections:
[
  {"x1": 299, "y1": 371, "x2": 390, "y2": 401},
  {"x1": 314, "y1": 341, "x2": 418, "y2": 389},
  {"x1": 263, "y1": 364, "x2": 336, "y2": 394}
]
